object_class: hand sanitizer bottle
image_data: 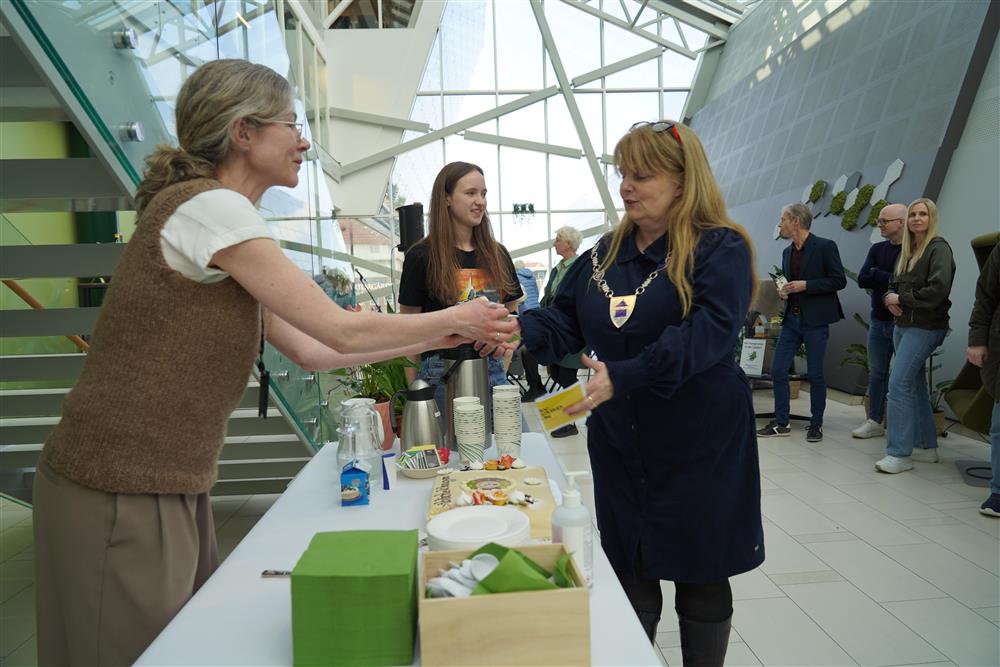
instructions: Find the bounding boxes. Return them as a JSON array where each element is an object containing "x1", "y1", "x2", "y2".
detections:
[{"x1": 551, "y1": 471, "x2": 592, "y2": 586}]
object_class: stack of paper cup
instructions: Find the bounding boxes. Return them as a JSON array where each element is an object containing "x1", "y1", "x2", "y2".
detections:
[
  {"x1": 454, "y1": 402, "x2": 486, "y2": 464},
  {"x1": 492, "y1": 385, "x2": 522, "y2": 458}
]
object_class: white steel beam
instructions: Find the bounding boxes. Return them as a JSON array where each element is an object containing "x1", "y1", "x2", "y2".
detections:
[
  {"x1": 559, "y1": 0, "x2": 696, "y2": 59},
  {"x1": 463, "y1": 131, "x2": 582, "y2": 159},
  {"x1": 340, "y1": 86, "x2": 559, "y2": 176},
  {"x1": 530, "y1": 0, "x2": 618, "y2": 226},
  {"x1": 329, "y1": 107, "x2": 431, "y2": 133},
  {"x1": 508, "y1": 223, "x2": 610, "y2": 259},
  {"x1": 571, "y1": 46, "x2": 663, "y2": 87},
  {"x1": 630, "y1": 0, "x2": 651, "y2": 27},
  {"x1": 322, "y1": 1, "x2": 352, "y2": 28},
  {"x1": 646, "y1": 0, "x2": 730, "y2": 40}
]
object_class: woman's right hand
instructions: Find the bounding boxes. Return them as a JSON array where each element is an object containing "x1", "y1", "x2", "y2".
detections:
[{"x1": 452, "y1": 297, "x2": 518, "y2": 343}]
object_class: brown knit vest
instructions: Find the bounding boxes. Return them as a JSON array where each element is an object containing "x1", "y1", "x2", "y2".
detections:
[{"x1": 42, "y1": 179, "x2": 260, "y2": 494}]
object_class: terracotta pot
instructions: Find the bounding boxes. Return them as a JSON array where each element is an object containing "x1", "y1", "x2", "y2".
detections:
[
  {"x1": 934, "y1": 410, "x2": 946, "y2": 436},
  {"x1": 373, "y1": 400, "x2": 395, "y2": 450}
]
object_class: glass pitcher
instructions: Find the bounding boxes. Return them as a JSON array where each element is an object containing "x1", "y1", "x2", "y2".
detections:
[
  {"x1": 341, "y1": 397, "x2": 385, "y2": 445},
  {"x1": 339, "y1": 402, "x2": 383, "y2": 490}
]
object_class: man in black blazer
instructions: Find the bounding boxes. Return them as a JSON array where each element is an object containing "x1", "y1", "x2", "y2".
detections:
[{"x1": 758, "y1": 202, "x2": 846, "y2": 442}]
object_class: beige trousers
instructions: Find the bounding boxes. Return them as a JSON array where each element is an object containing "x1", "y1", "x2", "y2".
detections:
[{"x1": 33, "y1": 463, "x2": 219, "y2": 666}]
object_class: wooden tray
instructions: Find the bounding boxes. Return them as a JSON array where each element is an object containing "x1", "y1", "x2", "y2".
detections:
[{"x1": 428, "y1": 466, "x2": 556, "y2": 541}]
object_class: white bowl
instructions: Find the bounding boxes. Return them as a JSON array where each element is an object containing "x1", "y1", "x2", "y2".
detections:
[
  {"x1": 397, "y1": 463, "x2": 445, "y2": 479},
  {"x1": 426, "y1": 505, "x2": 531, "y2": 551}
]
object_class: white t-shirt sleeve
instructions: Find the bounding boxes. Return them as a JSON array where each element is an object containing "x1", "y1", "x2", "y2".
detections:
[{"x1": 160, "y1": 188, "x2": 274, "y2": 283}]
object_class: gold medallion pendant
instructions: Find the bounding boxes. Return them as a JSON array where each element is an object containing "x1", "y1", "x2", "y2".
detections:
[{"x1": 610, "y1": 294, "x2": 636, "y2": 329}]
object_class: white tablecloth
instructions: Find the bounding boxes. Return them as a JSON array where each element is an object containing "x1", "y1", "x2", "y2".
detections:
[{"x1": 137, "y1": 433, "x2": 659, "y2": 666}]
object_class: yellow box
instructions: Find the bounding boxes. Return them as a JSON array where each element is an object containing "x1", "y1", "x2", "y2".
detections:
[{"x1": 418, "y1": 544, "x2": 590, "y2": 666}]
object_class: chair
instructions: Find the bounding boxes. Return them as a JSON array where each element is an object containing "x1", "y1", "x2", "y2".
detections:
[
  {"x1": 943, "y1": 231, "x2": 999, "y2": 436},
  {"x1": 544, "y1": 348, "x2": 591, "y2": 393},
  {"x1": 506, "y1": 347, "x2": 530, "y2": 395}
]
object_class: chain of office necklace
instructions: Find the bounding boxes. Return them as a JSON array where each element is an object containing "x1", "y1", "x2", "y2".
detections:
[{"x1": 590, "y1": 243, "x2": 670, "y2": 299}]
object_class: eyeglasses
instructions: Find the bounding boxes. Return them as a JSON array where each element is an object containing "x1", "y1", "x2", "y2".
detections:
[
  {"x1": 876, "y1": 217, "x2": 903, "y2": 226},
  {"x1": 630, "y1": 120, "x2": 683, "y2": 148},
  {"x1": 268, "y1": 120, "x2": 304, "y2": 139}
]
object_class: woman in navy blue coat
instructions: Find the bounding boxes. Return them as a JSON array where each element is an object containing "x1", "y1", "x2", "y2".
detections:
[{"x1": 518, "y1": 121, "x2": 764, "y2": 666}]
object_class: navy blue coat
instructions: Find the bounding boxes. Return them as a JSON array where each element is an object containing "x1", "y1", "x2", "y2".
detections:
[
  {"x1": 781, "y1": 233, "x2": 846, "y2": 327},
  {"x1": 521, "y1": 228, "x2": 764, "y2": 582}
]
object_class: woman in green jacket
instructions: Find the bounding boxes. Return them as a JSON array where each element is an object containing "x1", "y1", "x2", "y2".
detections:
[{"x1": 876, "y1": 198, "x2": 956, "y2": 474}]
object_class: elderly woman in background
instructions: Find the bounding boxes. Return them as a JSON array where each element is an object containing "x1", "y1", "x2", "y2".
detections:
[
  {"x1": 517, "y1": 120, "x2": 764, "y2": 666},
  {"x1": 876, "y1": 198, "x2": 956, "y2": 474},
  {"x1": 32, "y1": 60, "x2": 513, "y2": 666},
  {"x1": 542, "y1": 225, "x2": 587, "y2": 435}
]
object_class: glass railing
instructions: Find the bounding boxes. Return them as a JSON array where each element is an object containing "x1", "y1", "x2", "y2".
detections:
[{"x1": 2, "y1": 0, "x2": 368, "y2": 449}]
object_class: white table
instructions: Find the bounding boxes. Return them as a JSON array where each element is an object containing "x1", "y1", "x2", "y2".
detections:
[{"x1": 138, "y1": 433, "x2": 659, "y2": 666}]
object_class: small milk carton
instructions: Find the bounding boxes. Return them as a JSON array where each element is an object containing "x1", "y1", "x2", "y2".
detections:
[{"x1": 340, "y1": 461, "x2": 369, "y2": 506}]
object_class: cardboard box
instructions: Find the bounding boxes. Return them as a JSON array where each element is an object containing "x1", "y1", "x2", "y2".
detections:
[
  {"x1": 419, "y1": 544, "x2": 590, "y2": 666},
  {"x1": 292, "y1": 530, "x2": 418, "y2": 666},
  {"x1": 340, "y1": 462, "x2": 369, "y2": 506}
]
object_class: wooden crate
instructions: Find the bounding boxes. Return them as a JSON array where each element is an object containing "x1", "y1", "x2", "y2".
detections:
[{"x1": 419, "y1": 544, "x2": 590, "y2": 666}]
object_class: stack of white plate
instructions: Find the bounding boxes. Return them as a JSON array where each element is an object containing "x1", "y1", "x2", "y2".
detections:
[
  {"x1": 454, "y1": 402, "x2": 486, "y2": 464},
  {"x1": 492, "y1": 385, "x2": 522, "y2": 458},
  {"x1": 426, "y1": 505, "x2": 531, "y2": 551}
]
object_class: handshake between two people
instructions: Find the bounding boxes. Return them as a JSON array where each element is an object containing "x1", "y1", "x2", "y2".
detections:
[{"x1": 439, "y1": 297, "x2": 522, "y2": 360}]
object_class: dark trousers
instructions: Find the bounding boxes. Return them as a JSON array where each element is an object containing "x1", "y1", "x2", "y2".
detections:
[
  {"x1": 521, "y1": 347, "x2": 544, "y2": 390},
  {"x1": 771, "y1": 311, "x2": 829, "y2": 426},
  {"x1": 616, "y1": 569, "x2": 733, "y2": 640},
  {"x1": 547, "y1": 363, "x2": 578, "y2": 389}
]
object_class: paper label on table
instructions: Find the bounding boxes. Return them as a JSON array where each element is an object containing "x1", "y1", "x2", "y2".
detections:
[
  {"x1": 536, "y1": 381, "x2": 590, "y2": 432},
  {"x1": 738, "y1": 338, "x2": 767, "y2": 376}
]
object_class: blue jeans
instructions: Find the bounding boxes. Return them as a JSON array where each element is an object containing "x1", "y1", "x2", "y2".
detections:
[
  {"x1": 771, "y1": 313, "x2": 829, "y2": 426},
  {"x1": 417, "y1": 354, "x2": 508, "y2": 414},
  {"x1": 886, "y1": 326, "x2": 946, "y2": 457},
  {"x1": 867, "y1": 318, "x2": 895, "y2": 423},
  {"x1": 990, "y1": 400, "x2": 999, "y2": 495}
]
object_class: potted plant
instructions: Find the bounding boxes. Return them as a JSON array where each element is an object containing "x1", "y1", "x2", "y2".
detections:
[
  {"x1": 840, "y1": 313, "x2": 873, "y2": 417},
  {"x1": 925, "y1": 335, "x2": 951, "y2": 436},
  {"x1": 929, "y1": 379, "x2": 954, "y2": 436},
  {"x1": 327, "y1": 356, "x2": 416, "y2": 449}
]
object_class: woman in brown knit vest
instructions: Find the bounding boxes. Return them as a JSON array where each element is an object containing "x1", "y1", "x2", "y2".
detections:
[{"x1": 32, "y1": 59, "x2": 516, "y2": 666}]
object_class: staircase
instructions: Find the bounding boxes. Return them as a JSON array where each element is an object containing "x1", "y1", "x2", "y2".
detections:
[{"x1": 0, "y1": 3, "x2": 318, "y2": 504}]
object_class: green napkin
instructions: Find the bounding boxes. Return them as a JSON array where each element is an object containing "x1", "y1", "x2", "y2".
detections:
[
  {"x1": 466, "y1": 543, "x2": 576, "y2": 595},
  {"x1": 471, "y1": 550, "x2": 558, "y2": 595},
  {"x1": 291, "y1": 530, "x2": 418, "y2": 666},
  {"x1": 471, "y1": 543, "x2": 551, "y2": 578}
]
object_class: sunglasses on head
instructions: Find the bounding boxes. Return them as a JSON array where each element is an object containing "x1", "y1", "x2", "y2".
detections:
[{"x1": 630, "y1": 120, "x2": 683, "y2": 148}]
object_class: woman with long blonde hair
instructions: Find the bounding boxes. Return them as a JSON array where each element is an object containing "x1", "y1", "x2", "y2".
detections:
[
  {"x1": 877, "y1": 197, "x2": 956, "y2": 473},
  {"x1": 517, "y1": 121, "x2": 762, "y2": 665},
  {"x1": 398, "y1": 161, "x2": 522, "y2": 405}
]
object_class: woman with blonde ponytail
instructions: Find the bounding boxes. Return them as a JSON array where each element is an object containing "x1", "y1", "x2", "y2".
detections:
[
  {"x1": 517, "y1": 120, "x2": 763, "y2": 665},
  {"x1": 32, "y1": 59, "x2": 514, "y2": 666}
]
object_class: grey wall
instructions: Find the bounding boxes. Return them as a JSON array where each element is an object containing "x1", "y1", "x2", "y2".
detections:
[
  {"x1": 934, "y1": 31, "x2": 1000, "y2": 385},
  {"x1": 689, "y1": 0, "x2": 995, "y2": 393}
]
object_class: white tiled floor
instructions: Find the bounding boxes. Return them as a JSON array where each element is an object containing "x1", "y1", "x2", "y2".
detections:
[
  {"x1": 522, "y1": 389, "x2": 999, "y2": 667},
  {"x1": 1, "y1": 389, "x2": 997, "y2": 666}
]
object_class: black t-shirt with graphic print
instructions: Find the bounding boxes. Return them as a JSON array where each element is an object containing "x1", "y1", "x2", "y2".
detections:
[{"x1": 398, "y1": 241, "x2": 522, "y2": 313}]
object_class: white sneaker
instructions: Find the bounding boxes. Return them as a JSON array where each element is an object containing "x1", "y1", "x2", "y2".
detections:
[
  {"x1": 911, "y1": 448, "x2": 940, "y2": 463},
  {"x1": 852, "y1": 419, "x2": 885, "y2": 439},
  {"x1": 875, "y1": 455, "x2": 914, "y2": 474}
]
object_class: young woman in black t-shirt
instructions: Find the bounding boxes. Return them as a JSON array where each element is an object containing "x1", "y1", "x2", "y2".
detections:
[{"x1": 398, "y1": 162, "x2": 522, "y2": 402}]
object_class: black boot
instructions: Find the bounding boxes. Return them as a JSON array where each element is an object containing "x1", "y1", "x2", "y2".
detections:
[
  {"x1": 678, "y1": 614, "x2": 731, "y2": 667},
  {"x1": 636, "y1": 610, "x2": 660, "y2": 643}
]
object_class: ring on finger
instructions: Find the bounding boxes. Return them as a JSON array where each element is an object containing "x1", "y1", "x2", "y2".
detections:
[{"x1": 587, "y1": 394, "x2": 596, "y2": 406}]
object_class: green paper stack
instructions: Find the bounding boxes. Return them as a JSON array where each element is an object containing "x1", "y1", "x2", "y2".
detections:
[{"x1": 291, "y1": 530, "x2": 418, "y2": 666}]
